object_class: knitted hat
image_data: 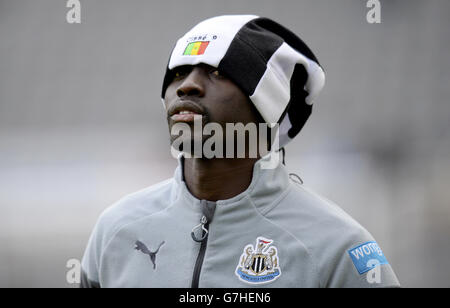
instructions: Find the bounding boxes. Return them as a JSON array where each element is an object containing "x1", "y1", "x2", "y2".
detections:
[{"x1": 161, "y1": 15, "x2": 325, "y2": 148}]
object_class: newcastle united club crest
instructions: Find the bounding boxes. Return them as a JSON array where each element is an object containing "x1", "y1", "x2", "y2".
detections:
[{"x1": 235, "y1": 237, "x2": 281, "y2": 284}]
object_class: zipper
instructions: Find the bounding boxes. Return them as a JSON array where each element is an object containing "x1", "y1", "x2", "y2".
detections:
[
  {"x1": 191, "y1": 215, "x2": 209, "y2": 288},
  {"x1": 190, "y1": 200, "x2": 216, "y2": 288},
  {"x1": 191, "y1": 215, "x2": 209, "y2": 242}
]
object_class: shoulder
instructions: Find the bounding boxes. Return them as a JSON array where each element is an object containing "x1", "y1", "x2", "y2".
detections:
[
  {"x1": 275, "y1": 182, "x2": 370, "y2": 240},
  {"x1": 265, "y1": 181, "x2": 400, "y2": 287},
  {"x1": 93, "y1": 178, "x2": 176, "y2": 247},
  {"x1": 81, "y1": 177, "x2": 177, "y2": 285}
]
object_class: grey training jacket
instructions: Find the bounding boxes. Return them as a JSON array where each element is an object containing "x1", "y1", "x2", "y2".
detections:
[{"x1": 81, "y1": 154, "x2": 400, "y2": 288}]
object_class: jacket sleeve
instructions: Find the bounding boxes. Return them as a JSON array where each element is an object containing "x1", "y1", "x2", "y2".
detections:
[
  {"x1": 80, "y1": 269, "x2": 100, "y2": 288},
  {"x1": 80, "y1": 216, "x2": 105, "y2": 288}
]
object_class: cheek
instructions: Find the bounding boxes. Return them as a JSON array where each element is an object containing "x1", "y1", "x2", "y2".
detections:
[
  {"x1": 164, "y1": 83, "x2": 178, "y2": 103},
  {"x1": 221, "y1": 92, "x2": 255, "y2": 123},
  {"x1": 207, "y1": 96, "x2": 237, "y2": 123},
  {"x1": 207, "y1": 83, "x2": 249, "y2": 121}
]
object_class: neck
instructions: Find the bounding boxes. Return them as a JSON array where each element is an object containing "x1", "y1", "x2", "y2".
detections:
[{"x1": 183, "y1": 157, "x2": 258, "y2": 201}]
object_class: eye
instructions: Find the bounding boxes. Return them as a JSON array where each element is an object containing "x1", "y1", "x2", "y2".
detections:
[
  {"x1": 173, "y1": 71, "x2": 186, "y2": 79},
  {"x1": 209, "y1": 68, "x2": 225, "y2": 78},
  {"x1": 172, "y1": 66, "x2": 191, "y2": 81}
]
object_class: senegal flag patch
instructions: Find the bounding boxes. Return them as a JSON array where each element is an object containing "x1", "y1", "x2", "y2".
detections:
[{"x1": 183, "y1": 41, "x2": 210, "y2": 56}]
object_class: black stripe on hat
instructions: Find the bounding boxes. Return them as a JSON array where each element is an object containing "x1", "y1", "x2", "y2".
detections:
[
  {"x1": 217, "y1": 18, "x2": 284, "y2": 96},
  {"x1": 285, "y1": 63, "x2": 312, "y2": 138},
  {"x1": 258, "y1": 18, "x2": 321, "y2": 67}
]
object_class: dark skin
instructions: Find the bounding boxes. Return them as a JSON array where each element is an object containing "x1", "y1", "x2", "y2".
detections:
[{"x1": 164, "y1": 64, "x2": 264, "y2": 201}]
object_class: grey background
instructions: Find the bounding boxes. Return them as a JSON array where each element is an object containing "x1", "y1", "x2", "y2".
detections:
[{"x1": 1, "y1": 0, "x2": 449, "y2": 287}]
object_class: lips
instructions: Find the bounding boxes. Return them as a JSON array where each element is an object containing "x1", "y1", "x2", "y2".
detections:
[
  {"x1": 171, "y1": 111, "x2": 201, "y2": 122},
  {"x1": 168, "y1": 100, "x2": 205, "y2": 123}
]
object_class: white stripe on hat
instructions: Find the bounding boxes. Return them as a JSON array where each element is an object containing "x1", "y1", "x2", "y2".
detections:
[
  {"x1": 168, "y1": 15, "x2": 258, "y2": 70},
  {"x1": 304, "y1": 59, "x2": 325, "y2": 105},
  {"x1": 249, "y1": 42, "x2": 325, "y2": 125}
]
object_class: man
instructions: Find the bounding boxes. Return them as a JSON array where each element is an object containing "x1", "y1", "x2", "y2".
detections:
[{"x1": 81, "y1": 15, "x2": 400, "y2": 287}]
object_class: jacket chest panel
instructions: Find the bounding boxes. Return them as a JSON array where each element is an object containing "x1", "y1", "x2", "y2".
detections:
[{"x1": 199, "y1": 215, "x2": 319, "y2": 287}]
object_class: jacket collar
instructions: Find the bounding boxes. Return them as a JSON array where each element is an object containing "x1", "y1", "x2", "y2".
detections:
[{"x1": 172, "y1": 152, "x2": 291, "y2": 213}]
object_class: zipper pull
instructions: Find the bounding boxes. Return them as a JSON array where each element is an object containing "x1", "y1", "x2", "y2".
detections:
[{"x1": 191, "y1": 215, "x2": 209, "y2": 242}]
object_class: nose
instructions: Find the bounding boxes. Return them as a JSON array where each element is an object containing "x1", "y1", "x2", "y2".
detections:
[{"x1": 176, "y1": 67, "x2": 206, "y2": 98}]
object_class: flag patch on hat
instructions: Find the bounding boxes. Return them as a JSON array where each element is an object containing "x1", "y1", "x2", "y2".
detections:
[{"x1": 183, "y1": 41, "x2": 210, "y2": 56}]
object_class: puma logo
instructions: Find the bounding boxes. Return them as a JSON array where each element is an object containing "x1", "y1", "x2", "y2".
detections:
[{"x1": 134, "y1": 240, "x2": 165, "y2": 270}]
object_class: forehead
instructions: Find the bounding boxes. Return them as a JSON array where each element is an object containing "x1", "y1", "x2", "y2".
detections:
[
  {"x1": 172, "y1": 63, "x2": 216, "y2": 72},
  {"x1": 165, "y1": 63, "x2": 247, "y2": 99}
]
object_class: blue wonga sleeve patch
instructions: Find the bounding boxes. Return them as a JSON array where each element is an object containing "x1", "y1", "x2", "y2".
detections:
[{"x1": 347, "y1": 241, "x2": 389, "y2": 274}]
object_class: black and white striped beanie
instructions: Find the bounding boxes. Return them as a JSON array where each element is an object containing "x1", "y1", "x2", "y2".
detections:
[{"x1": 161, "y1": 15, "x2": 325, "y2": 148}]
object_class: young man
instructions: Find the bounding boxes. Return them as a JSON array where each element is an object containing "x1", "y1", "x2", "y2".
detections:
[{"x1": 81, "y1": 15, "x2": 400, "y2": 288}]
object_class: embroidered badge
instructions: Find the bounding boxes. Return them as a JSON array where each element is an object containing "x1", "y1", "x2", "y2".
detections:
[{"x1": 235, "y1": 237, "x2": 281, "y2": 284}]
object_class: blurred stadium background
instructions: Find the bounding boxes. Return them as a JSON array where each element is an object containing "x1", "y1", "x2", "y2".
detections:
[{"x1": 1, "y1": 0, "x2": 449, "y2": 287}]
